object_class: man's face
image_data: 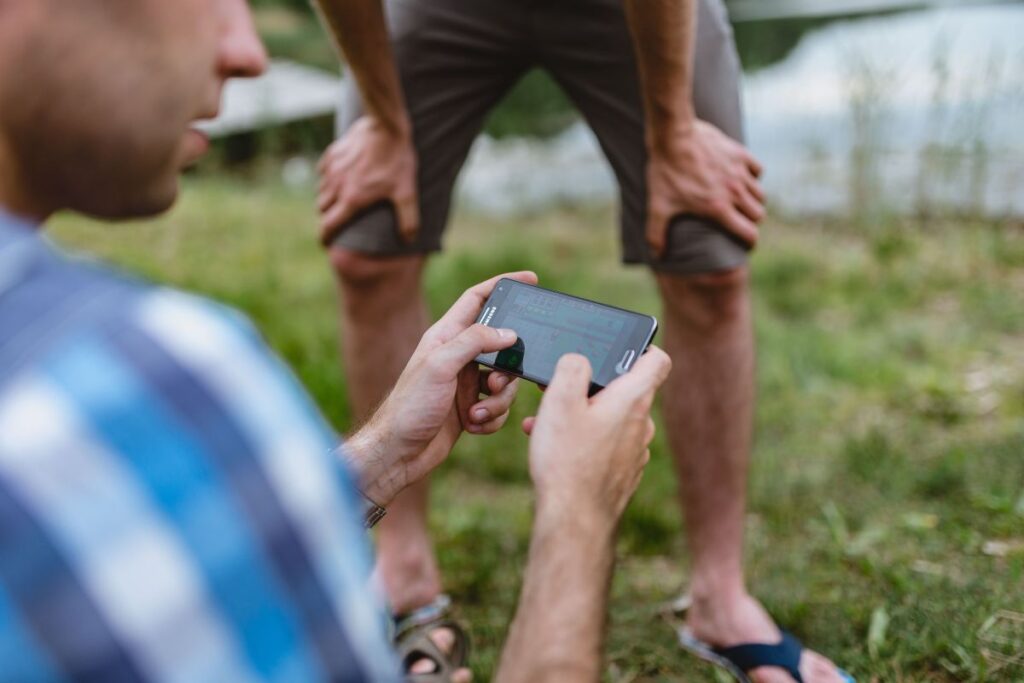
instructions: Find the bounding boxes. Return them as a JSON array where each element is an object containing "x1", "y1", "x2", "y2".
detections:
[{"x1": 0, "y1": 0, "x2": 267, "y2": 219}]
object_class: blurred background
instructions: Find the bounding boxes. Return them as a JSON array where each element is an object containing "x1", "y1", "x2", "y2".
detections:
[{"x1": 52, "y1": 1, "x2": 1023, "y2": 680}]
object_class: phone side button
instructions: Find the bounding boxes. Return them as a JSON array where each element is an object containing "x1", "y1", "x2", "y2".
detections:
[{"x1": 615, "y1": 349, "x2": 636, "y2": 375}]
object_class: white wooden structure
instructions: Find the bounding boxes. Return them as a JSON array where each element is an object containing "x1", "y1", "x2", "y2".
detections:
[
  {"x1": 195, "y1": 60, "x2": 341, "y2": 138},
  {"x1": 727, "y1": 0, "x2": 1017, "y2": 21}
]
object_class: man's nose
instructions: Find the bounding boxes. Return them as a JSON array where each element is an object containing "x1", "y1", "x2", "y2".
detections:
[{"x1": 218, "y1": 0, "x2": 269, "y2": 79}]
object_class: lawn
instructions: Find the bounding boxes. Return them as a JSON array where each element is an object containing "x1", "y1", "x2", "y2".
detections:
[{"x1": 50, "y1": 174, "x2": 1024, "y2": 681}]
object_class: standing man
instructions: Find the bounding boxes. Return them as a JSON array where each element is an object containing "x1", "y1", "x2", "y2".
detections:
[
  {"x1": 314, "y1": 1, "x2": 848, "y2": 681},
  {"x1": 0, "y1": 0, "x2": 674, "y2": 680}
]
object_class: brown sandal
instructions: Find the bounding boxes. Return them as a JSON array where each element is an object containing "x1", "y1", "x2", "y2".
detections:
[{"x1": 394, "y1": 595, "x2": 470, "y2": 683}]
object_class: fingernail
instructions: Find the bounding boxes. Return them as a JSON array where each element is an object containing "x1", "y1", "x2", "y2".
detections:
[
  {"x1": 497, "y1": 328, "x2": 516, "y2": 341},
  {"x1": 473, "y1": 408, "x2": 489, "y2": 422}
]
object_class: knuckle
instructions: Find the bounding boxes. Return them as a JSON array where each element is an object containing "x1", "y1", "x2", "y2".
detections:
[
  {"x1": 469, "y1": 322, "x2": 494, "y2": 341},
  {"x1": 424, "y1": 350, "x2": 448, "y2": 374},
  {"x1": 709, "y1": 198, "x2": 730, "y2": 217}
]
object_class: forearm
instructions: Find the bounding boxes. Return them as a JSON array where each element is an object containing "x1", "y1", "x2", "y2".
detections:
[
  {"x1": 495, "y1": 504, "x2": 618, "y2": 683},
  {"x1": 340, "y1": 410, "x2": 455, "y2": 507},
  {"x1": 340, "y1": 414, "x2": 405, "y2": 507},
  {"x1": 313, "y1": 0, "x2": 409, "y2": 135},
  {"x1": 622, "y1": 0, "x2": 697, "y2": 145}
]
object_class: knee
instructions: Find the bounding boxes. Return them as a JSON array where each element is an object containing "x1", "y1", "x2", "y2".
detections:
[
  {"x1": 328, "y1": 248, "x2": 423, "y2": 312},
  {"x1": 657, "y1": 265, "x2": 749, "y2": 332},
  {"x1": 329, "y1": 248, "x2": 418, "y2": 287}
]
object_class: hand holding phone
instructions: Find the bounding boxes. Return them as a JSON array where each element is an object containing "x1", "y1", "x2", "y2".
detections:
[
  {"x1": 474, "y1": 279, "x2": 659, "y2": 394},
  {"x1": 346, "y1": 272, "x2": 537, "y2": 506},
  {"x1": 524, "y1": 348, "x2": 672, "y2": 523}
]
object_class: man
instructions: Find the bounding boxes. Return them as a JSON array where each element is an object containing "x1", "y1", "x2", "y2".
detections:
[
  {"x1": 315, "y1": 0, "x2": 849, "y2": 681},
  {"x1": 0, "y1": 0, "x2": 671, "y2": 681}
]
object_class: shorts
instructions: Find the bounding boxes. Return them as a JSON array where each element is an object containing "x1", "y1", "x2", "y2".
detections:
[{"x1": 333, "y1": 0, "x2": 749, "y2": 274}]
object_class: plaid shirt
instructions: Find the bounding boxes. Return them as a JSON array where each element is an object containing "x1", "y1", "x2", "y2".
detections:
[{"x1": 0, "y1": 210, "x2": 400, "y2": 682}]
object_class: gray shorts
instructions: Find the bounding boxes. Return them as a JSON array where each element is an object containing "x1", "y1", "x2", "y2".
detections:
[{"x1": 334, "y1": 0, "x2": 748, "y2": 274}]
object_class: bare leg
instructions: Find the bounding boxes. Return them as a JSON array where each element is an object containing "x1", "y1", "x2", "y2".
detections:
[
  {"x1": 657, "y1": 267, "x2": 845, "y2": 683},
  {"x1": 330, "y1": 248, "x2": 440, "y2": 614},
  {"x1": 657, "y1": 266, "x2": 754, "y2": 608}
]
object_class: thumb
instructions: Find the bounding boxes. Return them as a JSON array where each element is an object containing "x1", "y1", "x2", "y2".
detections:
[
  {"x1": 543, "y1": 353, "x2": 593, "y2": 405},
  {"x1": 431, "y1": 324, "x2": 517, "y2": 377},
  {"x1": 319, "y1": 195, "x2": 360, "y2": 247},
  {"x1": 394, "y1": 194, "x2": 421, "y2": 244},
  {"x1": 595, "y1": 345, "x2": 672, "y2": 408}
]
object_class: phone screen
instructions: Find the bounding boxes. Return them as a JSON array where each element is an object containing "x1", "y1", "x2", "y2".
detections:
[{"x1": 475, "y1": 279, "x2": 657, "y2": 391}]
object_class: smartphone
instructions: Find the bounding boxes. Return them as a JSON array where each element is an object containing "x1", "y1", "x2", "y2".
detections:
[{"x1": 475, "y1": 279, "x2": 658, "y2": 395}]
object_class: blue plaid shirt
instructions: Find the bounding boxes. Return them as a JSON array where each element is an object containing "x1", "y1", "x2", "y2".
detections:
[{"x1": 0, "y1": 210, "x2": 400, "y2": 682}]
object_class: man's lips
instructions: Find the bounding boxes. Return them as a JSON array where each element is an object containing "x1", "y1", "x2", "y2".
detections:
[
  {"x1": 182, "y1": 127, "x2": 211, "y2": 165},
  {"x1": 183, "y1": 101, "x2": 220, "y2": 164}
]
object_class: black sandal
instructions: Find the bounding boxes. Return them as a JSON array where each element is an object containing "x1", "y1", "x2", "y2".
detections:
[{"x1": 661, "y1": 594, "x2": 855, "y2": 683}]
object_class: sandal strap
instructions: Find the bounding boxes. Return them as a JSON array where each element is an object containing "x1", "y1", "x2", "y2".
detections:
[
  {"x1": 394, "y1": 594, "x2": 453, "y2": 638},
  {"x1": 713, "y1": 631, "x2": 805, "y2": 683},
  {"x1": 397, "y1": 621, "x2": 466, "y2": 682},
  {"x1": 393, "y1": 595, "x2": 470, "y2": 681}
]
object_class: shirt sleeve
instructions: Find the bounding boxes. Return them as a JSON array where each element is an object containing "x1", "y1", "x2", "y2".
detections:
[
  {"x1": 0, "y1": 287, "x2": 401, "y2": 683},
  {"x1": 130, "y1": 289, "x2": 402, "y2": 682}
]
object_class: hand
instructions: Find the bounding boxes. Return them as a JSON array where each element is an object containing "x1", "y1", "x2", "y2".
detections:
[
  {"x1": 646, "y1": 119, "x2": 765, "y2": 256},
  {"x1": 346, "y1": 271, "x2": 539, "y2": 505},
  {"x1": 522, "y1": 347, "x2": 672, "y2": 526},
  {"x1": 317, "y1": 115, "x2": 419, "y2": 247}
]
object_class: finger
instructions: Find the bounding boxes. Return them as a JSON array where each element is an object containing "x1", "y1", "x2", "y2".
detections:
[
  {"x1": 486, "y1": 370, "x2": 513, "y2": 395},
  {"x1": 746, "y1": 175, "x2": 766, "y2": 204},
  {"x1": 720, "y1": 206, "x2": 759, "y2": 248},
  {"x1": 645, "y1": 207, "x2": 668, "y2": 260},
  {"x1": 644, "y1": 417, "x2": 656, "y2": 446},
  {"x1": 317, "y1": 186, "x2": 337, "y2": 213},
  {"x1": 431, "y1": 324, "x2": 517, "y2": 377},
  {"x1": 477, "y1": 368, "x2": 494, "y2": 395},
  {"x1": 597, "y1": 346, "x2": 672, "y2": 406},
  {"x1": 434, "y1": 272, "x2": 539, "y2": 330},
  {"x1": 630, "y1": 346, "x2": 672, "y2": 389},
  {"x1": 466, "y1": 411, "x2": 509, "y2": 435},
  {"x1": 394, "y1": 193, "x2": 421, "y2": 245},
  {"x1": 319, "y1": 195, "x2": 363, "y2": 247},
  {"x1": 316, "y1": 145, "x2": 336, "y2": 174},
  {"x1": 543, "y1": 353, "x2": 593, "y2": 405},
  {"x1": 744, "y1": 150, "x2": 764, "y2": 178},
  {"x1": 468, "y1": 378, "x2": 519, "y2": 424},
  {"x1": 521, "y1": 416, "x2": 536, "y2": 435},
  {"x1": 735, "y1": 187, "x2": 766, "y2": 224}
]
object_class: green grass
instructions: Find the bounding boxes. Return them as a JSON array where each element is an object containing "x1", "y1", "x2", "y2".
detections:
[{"x1": 50, "y1": 175, "x2": 1024, "y2": 681}]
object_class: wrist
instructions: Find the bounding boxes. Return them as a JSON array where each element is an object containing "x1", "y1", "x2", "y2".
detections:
[
  {"x1": 534, "y1": 489, "x2": 620, "y2": 540},
  {"x1": 646, "y1": 113, "x2": 697, "y2": 154},
  {"x1": 342, "y1": 418, "x2": 403, "y2": 507},
  {"x1": 373, "y1": 110, "x2": 412, "y2": 140}
]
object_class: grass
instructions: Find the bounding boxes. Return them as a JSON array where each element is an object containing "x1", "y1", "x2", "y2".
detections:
[{"x1": 50, "y1": 174, "x2": 1024, "y2": 681}]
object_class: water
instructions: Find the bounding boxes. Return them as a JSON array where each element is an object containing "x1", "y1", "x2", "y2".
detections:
[{"x1": 456, "y1": 4, "x2": 1024, "y2": 218}]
